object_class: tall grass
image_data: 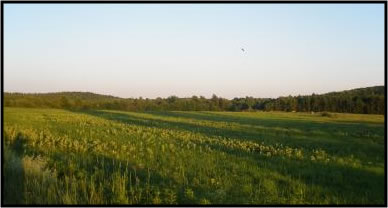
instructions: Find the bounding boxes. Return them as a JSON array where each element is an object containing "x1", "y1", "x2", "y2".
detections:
[{"x1": 3, "y1": 107, "x2": 385, "y2": 205}]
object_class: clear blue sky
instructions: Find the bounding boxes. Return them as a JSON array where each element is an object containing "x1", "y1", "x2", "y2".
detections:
[{"x1": 4, "y1": 4, "x2": 384, "y2": 99}]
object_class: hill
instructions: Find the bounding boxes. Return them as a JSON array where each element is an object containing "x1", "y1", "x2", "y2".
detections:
[
  {"x1": 260, "y1": 86, "x2": 385, "y2": 114},
  {"x1": 4, "y1": 86, "x2": 385, "y2": 114},
  {"x1": 325, "y1": 86, "x2": 384, "y2": 96}
]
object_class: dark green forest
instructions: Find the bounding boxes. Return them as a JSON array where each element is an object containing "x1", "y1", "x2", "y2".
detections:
[{"x1": 4, "y1": 86, "x2": 385, "y2": 114}]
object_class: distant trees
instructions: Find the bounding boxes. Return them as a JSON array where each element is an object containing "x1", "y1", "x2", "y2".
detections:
[
  {"x1": 4, "y1": 86, "x2": 385, "y2": 114},
  {"x1": 60, "y1": 96, "x2": 71, "y2": 109}
]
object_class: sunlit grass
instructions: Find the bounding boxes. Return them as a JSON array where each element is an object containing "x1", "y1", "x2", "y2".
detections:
[{"x1": 3, "y1": 107, "x2": 385, "y2": 205}]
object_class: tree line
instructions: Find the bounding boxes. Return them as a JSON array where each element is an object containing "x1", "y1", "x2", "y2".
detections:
[{"x1": 4, "y1": 86, "x2": 385, "y2": 114}]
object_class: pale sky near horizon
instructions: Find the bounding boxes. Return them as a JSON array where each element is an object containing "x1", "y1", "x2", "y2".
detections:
[{"x1": 4, "y1": 4, "x2": 384, "y2": 99}]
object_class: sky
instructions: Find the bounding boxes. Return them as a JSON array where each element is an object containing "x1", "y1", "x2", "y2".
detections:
[{"x1": 4, "y1": 4, "x2": 385, "y2": 99}]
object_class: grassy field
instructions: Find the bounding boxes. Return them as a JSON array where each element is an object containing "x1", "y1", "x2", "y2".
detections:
[{"x1": 3, "y1": 107, "x2": 385, "y2": 205}]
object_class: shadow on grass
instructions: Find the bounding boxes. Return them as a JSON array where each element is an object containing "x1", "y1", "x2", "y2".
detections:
[
  {"x1": 143, "y1": 111, "x2": 385, "y2": 162},
  {"x1": 4, "y1": 136, "x2": 185, "y2": 205},
  {"x1": 51, "y1": 150, "x2": 170, "y2": 187},
  {"x1": 3, "y1": 133, "x2": 26, "y2": 205},
  {"x1": 77, "y1": 110, "x2": 338, "y2": 146},
  {"x1": 45, "y1": 150, "x2": 205, "y2": 205},
  {"x1": 74, "y1": 109, "x2": 383, "y2": 162},
  {"x1": 70, "y1": 109, "x2": 385, "y2": 204},
  {"x1": 203, "y1": 140, "x2": 385, "y2": 204},
  {"x1": 146, "y1": 111, "x2": 384, "y2": 141}
]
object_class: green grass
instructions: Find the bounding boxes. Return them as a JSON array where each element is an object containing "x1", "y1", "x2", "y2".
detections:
[{"x1": 3, "y1": 107, "x2": 385, "y2": 205}]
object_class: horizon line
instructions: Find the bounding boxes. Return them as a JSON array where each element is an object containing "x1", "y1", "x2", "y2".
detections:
[{"x1": 4, "y1": 85, "x2": 384, "y2": 100}]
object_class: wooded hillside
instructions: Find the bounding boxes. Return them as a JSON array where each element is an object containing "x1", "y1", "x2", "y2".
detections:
[{"x1": 4, "y1": 86, "x2": 385, "y2": 114}]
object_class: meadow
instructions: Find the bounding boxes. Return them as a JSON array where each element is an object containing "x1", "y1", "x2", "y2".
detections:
[{"x1": 3, "y1": 107, "x2": 385, "y2": 205}]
